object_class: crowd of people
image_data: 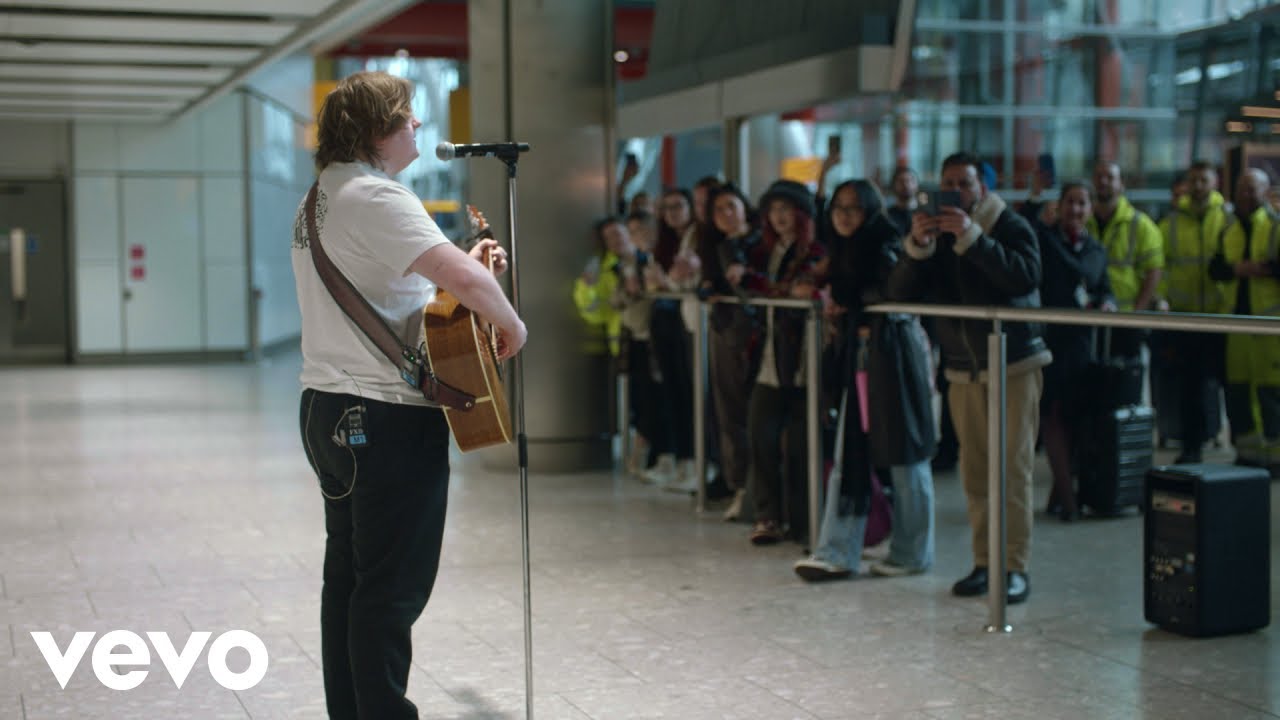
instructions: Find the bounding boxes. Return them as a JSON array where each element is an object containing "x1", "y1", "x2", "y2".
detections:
[{"x1": 573, "y1": 148, "x2": 1280, "y2": 606}]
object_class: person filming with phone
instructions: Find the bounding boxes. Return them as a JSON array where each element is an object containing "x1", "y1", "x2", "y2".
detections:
[{"x1": 886, "y1": 152, "x2": 1051, "y2": 605}]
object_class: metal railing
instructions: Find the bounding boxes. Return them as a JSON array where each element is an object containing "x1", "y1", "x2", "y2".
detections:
[{"x1": 622, "y1": 293, "x2": 1280, "y2": 632}]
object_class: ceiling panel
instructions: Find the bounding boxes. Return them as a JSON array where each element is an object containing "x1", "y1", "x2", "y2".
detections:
[
  {"x1": 0, "y1": 80, "x2": 205, "y2": 97},
  {"x1": 0, "y1": 62, "x2": 231, "y2": 83},
  {"x1": 0, "y1": 0, "x2": 415, "y2": 121},
  {"x1": 0, "y1": 11, "x2": 294, "y2": 45},
  {"x1": 9, "y1": 0, "x2": 332, "y2": 17},
  {"x1": 0, "y1": 97, "x2": 185, "y2": 111},
  {"x1": 0, "y1": 40, "x2": 258, "y2": 65}
]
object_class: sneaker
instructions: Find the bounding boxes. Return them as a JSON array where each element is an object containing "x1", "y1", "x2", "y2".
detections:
[
  {"x1": 951, "y1": 566, "x2": 989, "y2": 597},
  {"x1": 861, "y1": 538, "x2": 891, "y2": 561},
  {"x1": 663, "y1": 473, "x2": 697, "y2": 494},
  {"x1": 643, "y1": 454, "x2": 677, "y2": 485},
  {"x1": 722, "y1": 489, "x2": 746, "y2": 521},
  {"x1": 1007, "y1": 571, "x2": 1030, "y2": 604},
  {"x1": 749, "y1": 520, "x2": 784, "y2": 545},
  {"x1": 793, "y1": 556, "x2": 853, "y2": 582},
  {"x1": 869, "y1": 559, "x2": 925, "y2": 577}
]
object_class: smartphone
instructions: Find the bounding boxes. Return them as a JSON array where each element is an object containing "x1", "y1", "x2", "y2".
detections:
[
  {"x1": 827, "y1": 134, "x2": 842, "y2": 156},
  {"x1": 928, "y1": 190, "x2": 964, "y2": 215}
]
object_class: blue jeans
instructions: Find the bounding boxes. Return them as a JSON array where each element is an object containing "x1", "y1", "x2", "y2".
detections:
[
  {"x1": 811, "y1": 459, "x2": 934, "y2": 572},
  {"x1": 885, "y1": 460, "x2": 935, "y2": 571}
]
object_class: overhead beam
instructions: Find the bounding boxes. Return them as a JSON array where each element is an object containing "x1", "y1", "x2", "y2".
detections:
[
  {"x1": 0, "y1": 11, "x2": 295, "y2": 45},
  {"x1": 0, "y1": 62, "x2": 229, "y2": 84},
  {"x1": 0, "y1": 97, "x2": 185, "y2": 111},
  {"x1": 0, "y1": 80, "x2": 205, "y2": 97},
  {"x1": 6, "y1": 0, "x2": 336, "y2": 17},
  {"x1": 0, "y1": 40, "x2": 257, "y2": 65}
]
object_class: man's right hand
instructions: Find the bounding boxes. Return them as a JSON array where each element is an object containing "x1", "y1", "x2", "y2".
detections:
[
  {"x1": 494, "y1": 320, "x2": 527, "y2": 361},
  {"x1": 910, "y1": 212, "x2": 938, "y2": 248}
]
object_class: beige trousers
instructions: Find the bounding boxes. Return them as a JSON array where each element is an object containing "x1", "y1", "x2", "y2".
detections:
[{"x1": 948, "y1": 368, "x2": 1043, "y2": 573}]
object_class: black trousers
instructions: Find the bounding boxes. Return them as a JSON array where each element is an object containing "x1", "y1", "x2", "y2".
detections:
[
  {"x1": 748, "y1": 384, "x2": 808, "y2": 536},
  {"x1": 650, "y1": 302, "x2": 694, "y2": 459},
  {"x1": 300, "y1": 389, "x2": 451, "y2": 720},
  {"x1": 709, "y1": 311, "x2": 756, "y2": 491},
  {"x1": 1166, "y1": 331, "x2": 1225, "y2": 452}
]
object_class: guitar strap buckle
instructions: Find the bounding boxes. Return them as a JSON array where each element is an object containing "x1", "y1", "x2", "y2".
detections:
[{"x1": 404, "y1": 346, "x2": 477, "y2": 411}]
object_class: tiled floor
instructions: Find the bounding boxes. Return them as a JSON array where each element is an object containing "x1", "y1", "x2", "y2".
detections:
[{"x1": 1, "y1": 353, "x2": 1277, "y2": 719}]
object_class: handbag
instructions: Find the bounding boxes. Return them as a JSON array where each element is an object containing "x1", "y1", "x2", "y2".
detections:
[{"x1": 827, "y1": 385, "x2": 893, "y2": 548}]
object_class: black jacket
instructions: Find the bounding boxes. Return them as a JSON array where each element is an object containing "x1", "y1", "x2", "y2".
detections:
[
  {"x1": 1038, "y1": 225, "x2": 1112, "y2": 377},
  {"x1": 826, "y1": 212, "x2": 936, "y2": 512},
  {"x1": 886, "y1": 196, "x2": 1049, "y2": 378}
]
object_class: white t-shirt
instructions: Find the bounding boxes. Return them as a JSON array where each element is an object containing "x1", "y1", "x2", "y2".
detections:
[{"x1": 292, "y1": 161, "x2": 451, "y2": 405}]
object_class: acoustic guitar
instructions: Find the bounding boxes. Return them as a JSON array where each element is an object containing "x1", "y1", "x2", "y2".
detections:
[{"x1": 422, "y1": 206, "x2": 514, "y2": 451}]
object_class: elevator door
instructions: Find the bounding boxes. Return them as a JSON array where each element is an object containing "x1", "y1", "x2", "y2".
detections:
[{"x1": 0, "y1": 180, "x2": 69, "y2": 362}]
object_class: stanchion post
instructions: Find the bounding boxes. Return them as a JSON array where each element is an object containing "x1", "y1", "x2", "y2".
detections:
[
  {"x1": 805, "y1": 306, "x2": 822, "y2": 553},
  {"x1": 693, "y1": 301, "x2": 709, "y2": 513},
  {"x1": 618, "y1": 358, "x2": 630, "y2": 474},
  {"x1": 986, "y1": 321, "x2": 1011, "y2": 633}
]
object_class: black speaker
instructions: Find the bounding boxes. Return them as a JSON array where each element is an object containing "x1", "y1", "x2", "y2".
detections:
[{"x1": 1145, "y1": 464, "x2": 1271, "y2": 637}]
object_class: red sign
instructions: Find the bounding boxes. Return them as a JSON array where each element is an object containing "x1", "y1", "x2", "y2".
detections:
[
  {"x1": 130, "y1": 266, "x2": 145, "y2": 281},
  {"x1": 129, "y1": 244, "x2": 145, "y2": 260}
]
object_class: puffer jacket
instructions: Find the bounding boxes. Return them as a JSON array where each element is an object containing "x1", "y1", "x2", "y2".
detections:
[{"x1": 886, "y1": 193, "x2": 1051, "y2": 381}]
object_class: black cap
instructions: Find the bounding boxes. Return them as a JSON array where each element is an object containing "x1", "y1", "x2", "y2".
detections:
[{"x1": 759, "y1": 179, "x2": 815, "y2": 218}]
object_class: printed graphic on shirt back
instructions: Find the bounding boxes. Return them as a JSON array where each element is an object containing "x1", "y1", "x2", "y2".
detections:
[{"x1": 292, "y1": 187, "x2": 328, "y2": 250}]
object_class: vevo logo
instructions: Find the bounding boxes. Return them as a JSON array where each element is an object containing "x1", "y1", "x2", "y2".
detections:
[{"x1": 31, "y1": 630, "x2": 269, "y2": 691}]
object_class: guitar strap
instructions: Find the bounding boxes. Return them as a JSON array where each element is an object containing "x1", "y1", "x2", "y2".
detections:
[{"x1": 305, "y1": 182, "x2": 475, "y2": 411}]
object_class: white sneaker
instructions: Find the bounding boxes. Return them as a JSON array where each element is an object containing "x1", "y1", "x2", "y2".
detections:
[
  {"x1": 722, "y1": 488, "x2": 746, "y2": 521},
  {"x1": 793, "y1": 556, "x2": 853, "y2": 582},
  {"x1": 643, "y1": 454, "x2": 676, "y2": 485},
  {"x1": 861, "y1": 538, "x2": 891, "y2": 561},
  {"x1": 869, "y1": 560, "x2": 925, "y2": 577},
  {"x1": 663, "y1": 460, "x2": 698, "y2": 493}
]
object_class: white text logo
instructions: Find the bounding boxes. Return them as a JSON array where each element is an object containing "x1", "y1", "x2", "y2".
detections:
[{"x1": 31, "y1": 630, "x2": 269, "y2": 691}]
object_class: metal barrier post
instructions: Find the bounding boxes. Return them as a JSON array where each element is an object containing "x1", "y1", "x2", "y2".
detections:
[
  {"x1": 694, "y1": 301, "x2": 709, "y2": 513},
  {"x1": 986, "y1": 321, "x2": 1011, "y2": 633},
  {"x1": 805, "y1": 306, "x2": 822, "y2": 552},
  {"x1": 618, "y1": 357, "x2": 630, "y2": 475}
]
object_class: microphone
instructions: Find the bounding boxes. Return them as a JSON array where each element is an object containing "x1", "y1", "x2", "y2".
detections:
[{"x1": 435, "y1": 141, "x2": 531, "y2": 161}]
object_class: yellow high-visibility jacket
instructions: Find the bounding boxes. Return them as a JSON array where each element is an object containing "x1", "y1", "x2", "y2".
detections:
[
  {"x1": 1159, "y1": 191, "x2": 1231, "y2": 313},
  {"x1": 1087, "y1": 196, "x2": 1164, "y2": 311}
]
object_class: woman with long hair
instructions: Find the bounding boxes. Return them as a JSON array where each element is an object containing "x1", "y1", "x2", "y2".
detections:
[
  {"x1": 697, "y1": 184, "x2": 763, "y2": 520},
  {"x1": 795, "y1": 179, "x2": 937, "y2": 580},
  {"x1": 744, "y1": 180, "x2": 827, "y2": 544}
]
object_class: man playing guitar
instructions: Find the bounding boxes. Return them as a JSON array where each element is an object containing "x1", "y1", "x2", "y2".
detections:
[{"x1": 291, "y1": 70, "x2": 526, "y2": 719}]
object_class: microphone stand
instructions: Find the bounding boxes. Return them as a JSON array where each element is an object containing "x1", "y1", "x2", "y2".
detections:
[{"x1": 496, "y1": 148, "x2": 534, "y2": 720}]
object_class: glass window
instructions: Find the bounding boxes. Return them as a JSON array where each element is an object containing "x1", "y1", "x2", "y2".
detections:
[
  {"x1": 915, "y1": 0, "x2": 1004, "y2": 22},
  {"x1": 908, "y1": 30, "x2": 1009, "y2": 105}
]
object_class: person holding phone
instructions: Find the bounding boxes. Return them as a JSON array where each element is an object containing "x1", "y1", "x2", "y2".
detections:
[{"x1": 886, "y1": 152, "x2": 1050, "y2": 604}]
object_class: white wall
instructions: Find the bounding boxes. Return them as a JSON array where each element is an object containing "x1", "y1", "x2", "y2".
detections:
[
  {"x1": 71, "y1": 92, "x2": 249, "y2": 355},
  {"x1": 68, "y1": 55, "x2": 314, "y2": 359},
  {"x1": 244, "y1": 85, "x2": 313, "y2": 350}
]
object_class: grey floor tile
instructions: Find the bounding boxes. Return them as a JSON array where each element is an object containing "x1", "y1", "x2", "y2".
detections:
[{"x1": 2, "y1": 356, "x2": 1279, "y2": 719}]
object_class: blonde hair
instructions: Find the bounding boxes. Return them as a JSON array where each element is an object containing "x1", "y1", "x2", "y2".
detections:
[{"x1": 314, "y1": 71, "x2": 414, "y2": 172}]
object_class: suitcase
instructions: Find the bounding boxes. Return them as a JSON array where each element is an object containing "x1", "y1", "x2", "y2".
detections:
[
  {"x1": 1077, "y1": 405, "x2": 1155, "y2": 514},
  {"x1": 1074, "y1": 329, "x2": 1155, "y2": 514}
]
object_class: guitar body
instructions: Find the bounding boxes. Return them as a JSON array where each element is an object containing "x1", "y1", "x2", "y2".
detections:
[{"x1": 423, "y1": 288, "x2": 513, "y2": 452}]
